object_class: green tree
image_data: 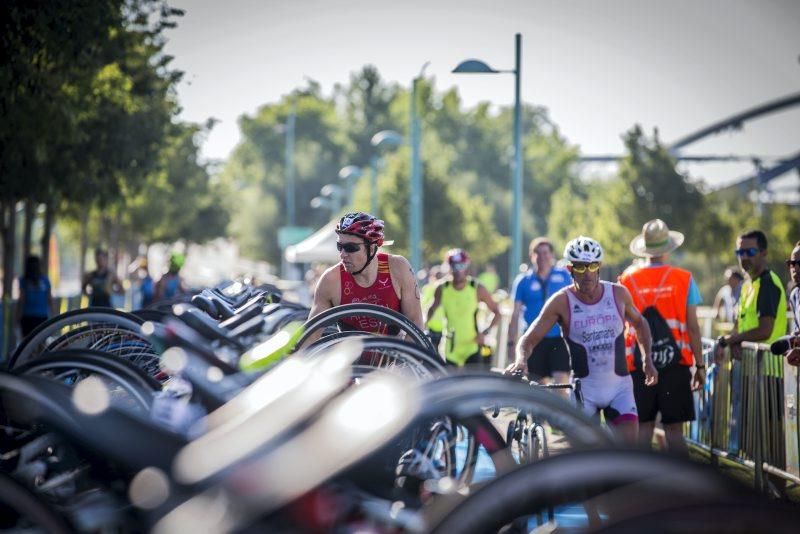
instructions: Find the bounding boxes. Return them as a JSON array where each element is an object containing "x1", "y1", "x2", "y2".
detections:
[
  {"x1": 358, "y1": 139, "x2": 509, "y2": 267},
  {"x1": 221, "y1": 87, "x2": 352, "y2": 262},
  {"x1": 122, "y1": 121, "x2": 229, "y2": 246}
]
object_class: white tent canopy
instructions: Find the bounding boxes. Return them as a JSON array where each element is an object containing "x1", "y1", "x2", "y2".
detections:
[{"x1": 284, "y1": 220, "x2": 339, "y2": 264}]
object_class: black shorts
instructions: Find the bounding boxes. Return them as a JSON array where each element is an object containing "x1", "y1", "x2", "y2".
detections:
[
  {"x1": 528, "y1": 337, "x2": 571, "y2": 379},
  {"x1": 632, "y1": 364, "x2": 694, "y2": 424}
]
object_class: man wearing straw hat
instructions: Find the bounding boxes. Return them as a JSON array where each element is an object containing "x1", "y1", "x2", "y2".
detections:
[{"x1": 619, "y1": 219, "x2": 705, "y2": 456}]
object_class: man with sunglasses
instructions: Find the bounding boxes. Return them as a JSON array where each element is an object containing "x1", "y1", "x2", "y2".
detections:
[
  {"x1": 506, "y1": 236, "x2": 657, "y2": 443},
  {"x1": 716, "y1": 230, "x2": 787, "y2": 353},
  {"x1": 425, "y1": 249, "x2": 501, "y2": 367},
  {"x1": 308, "y1": 212, "x2": 423, "y2": 338},
  {"x1": 619, "y1": 219, "x2": 704, "y2": 456}
]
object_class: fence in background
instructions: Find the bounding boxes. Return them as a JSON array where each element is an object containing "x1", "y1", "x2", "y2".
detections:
[{"x1": 687, "y1": 339, "x2": 799, "y2": 494}]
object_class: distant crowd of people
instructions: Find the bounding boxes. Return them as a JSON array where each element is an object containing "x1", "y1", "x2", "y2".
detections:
[{"x1": 14, "y1": 247, "x2": 188, "y2": 339}]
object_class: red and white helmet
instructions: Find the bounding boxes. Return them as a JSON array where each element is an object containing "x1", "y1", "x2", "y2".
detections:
[
  {"x1": 445, "y1": 248, "x2": 470, "y2": 265},
  {"x1": 335, "y1": 212, "x2": 385, "y2": 246}
]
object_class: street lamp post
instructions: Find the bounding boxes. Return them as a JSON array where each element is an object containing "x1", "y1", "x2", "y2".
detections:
[
  {"x1": 284, "y1": 104, "x2": 297, "y2": 226},
  {"x1": 409, "y1": 63, "x2": 429, "y2": 272},
  {"x1": 370, "y1": 130, "x2": 404, "y2": 217},
  {"x1": 453, "y1": 33, "x2": 523, "y2": 286}
]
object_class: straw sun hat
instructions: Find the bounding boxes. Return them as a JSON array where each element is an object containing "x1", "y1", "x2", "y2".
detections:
[{"x1": 629, "y1": 219, "x2": 685, "y2": 258}]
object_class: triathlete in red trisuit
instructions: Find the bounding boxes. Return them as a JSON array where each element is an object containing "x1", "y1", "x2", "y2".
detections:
[{"x1": 308, "y1": 212, "x2": 423, "y2": 339}]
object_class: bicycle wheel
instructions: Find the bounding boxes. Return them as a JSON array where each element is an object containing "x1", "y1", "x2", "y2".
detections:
[
  {"x1": 295, "y1": 303, "x2": 435, "y2": 353},
  {"x1": 530, "y1": 422, "x2": 548, "y2": 462},
  {"x1": 307, "y1": 336, "x2": 446, "y2": 380},
  {"x1": 14, "y1": 349, "x2": 159, "y2": 412},
  {"x1": 9, "y1": 308, "x2": 146, "y2": 369},
  {"x1": 0, "y1": 472, "x2": 72, "y2": 533},
  {"x1": 419, "y1": 374, "x2": 614, "y2": 450},
  {"x1": 425, "y1": 449, "x2": 750, "y2": 534}
]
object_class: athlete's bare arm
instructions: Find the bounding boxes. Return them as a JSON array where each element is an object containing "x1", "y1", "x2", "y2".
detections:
[
  {"x1": 301, "y1": 265, "x2": 341, "y2": 347},
  {"x1": 686, "y1": 304, "x2": 705, "y2": 390},
  {"x1": 507, "y1": 300, "x2": 524, "y2": 347},
  {"x1": 505, "y1": 292, "x2": 567, "y2": 376},
  {"x1": 390, "y1": 254, "x2": 424, "y2": 329},
  {"x1": 616, "y1": 284, "x2": 658, "y2": 386},
  {"x1": 476, "y1": 283, "x2": 501, "y2": 345},
  {"x1": 425, "y1": 284, "x2": 444, "y2": 327}
]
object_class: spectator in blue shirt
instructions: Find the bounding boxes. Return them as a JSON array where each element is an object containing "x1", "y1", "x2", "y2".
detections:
[
  {"x1": 15, "y1": 255, "x2": 53, "y2": 338},
  {"x1": 507, "y1": 237, "x2": 572, "y2": 385}
]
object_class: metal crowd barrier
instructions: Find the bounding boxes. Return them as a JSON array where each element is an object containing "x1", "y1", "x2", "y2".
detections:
[{"x1": 686, "y1": 338, "x2": 800, "y2": 494}]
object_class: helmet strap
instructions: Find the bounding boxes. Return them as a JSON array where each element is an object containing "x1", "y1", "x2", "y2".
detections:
[{"x1": 351, "y1": 241, "x2": 378, "y2": 276}]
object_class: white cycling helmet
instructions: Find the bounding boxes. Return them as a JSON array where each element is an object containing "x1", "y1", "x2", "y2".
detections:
[{"x1": 564, "y1": 236, "x2": 604, "y2": 263}]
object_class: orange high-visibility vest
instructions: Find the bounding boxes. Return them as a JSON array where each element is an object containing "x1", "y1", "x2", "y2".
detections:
[{"x1": 619, "y1": 264, "x2": 694, "y2": 370}]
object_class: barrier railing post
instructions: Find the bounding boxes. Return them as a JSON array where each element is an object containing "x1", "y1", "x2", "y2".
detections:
[
  {"x1": 754, "y1": 348, "x2": 765, "y2": 493},
  {"x1": 708, "y1": 344, "x2": 719, "y2": 467}
]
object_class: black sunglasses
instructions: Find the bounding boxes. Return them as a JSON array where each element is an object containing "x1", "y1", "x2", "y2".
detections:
[
  {"x1": 336, "y1": 242, "x2": 364, "y2": 253},
  {"x1": 734, "y1": 247, "x2": 760, "y2": 258},
  {"x1": 786, "y1": 260, "x2": 800, "y2": 268}
]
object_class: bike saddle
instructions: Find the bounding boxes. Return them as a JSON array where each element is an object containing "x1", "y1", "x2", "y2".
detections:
[
  {"x1": 172, "y1": 304, "x2": 244, "y2": 350},
  {"x1": 191, "y1": 293, "x2": 221, "y2": 319}
]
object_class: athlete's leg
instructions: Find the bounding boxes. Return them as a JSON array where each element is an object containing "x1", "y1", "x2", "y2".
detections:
[
  {"x1": 662, "y1": 422, "x2": 689, "y2": 456},
  {"x1": 607, "y1": 377, "x2": 639, "y2": 445},
  {"x1": 609, "y1": 416, "x2": 638, "y2": 444},
  {"x1": 551, "y1": 371, "x2": 571, "y2": 399},
  {"x1": 638, "y1": 420, "x2": 656, "y2": 449}
]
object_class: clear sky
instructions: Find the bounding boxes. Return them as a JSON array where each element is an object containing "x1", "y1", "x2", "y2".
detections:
[{"x1": 164, "y1": 0, "x2": 800, "y2": 190}]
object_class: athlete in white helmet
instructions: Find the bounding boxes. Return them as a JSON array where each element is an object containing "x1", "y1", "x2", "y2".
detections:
[{"x1": 505, "y1": 236, "x2": 658, "y2": 443}]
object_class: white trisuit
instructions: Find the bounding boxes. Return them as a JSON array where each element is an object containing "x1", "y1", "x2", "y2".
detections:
[{"x1": 562, "y1": 281, "x2": 637, "y2": 423}]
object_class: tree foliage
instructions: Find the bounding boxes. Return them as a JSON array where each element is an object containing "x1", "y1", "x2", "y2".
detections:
[
  {"x1": 0, "y1": 0, "x2": 225, "y2": 297},
  {"x1": 223, "y1": 67, "x2": 577, "y2": 282}
]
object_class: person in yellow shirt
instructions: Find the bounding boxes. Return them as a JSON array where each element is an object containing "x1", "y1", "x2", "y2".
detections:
[
  {"x1": 716, "y1": 229, "x2": 787, "y2": 351},
  {"x1": 426, "y1": 249, "x2": 500, "y2": 367}
]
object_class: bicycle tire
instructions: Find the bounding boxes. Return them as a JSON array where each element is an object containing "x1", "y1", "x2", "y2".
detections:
[
  {"x1": 295, "y1": 304, "x2": 435, "y2": 353},
  {"x1": 425, "y1": 449, "x2": 747, "y2": 534},
  {"x1": 14, "y1": 350, "x2": 159, "y2": 411},
  {"x1": 9, "y1": 308, "x2": 145, "y2": 369},
  {"x1": 418, "y1": 373, "x2": 614, "y2": 450},
  {"x1": 0, "y1": 472, "x2": 72, "y2": 533},
  {"x1": 306, "y1": 336, "x2": 446, "y2": 379},
  {"x1": 18, "y1": 324, "x2": 161, "y2": 380}
]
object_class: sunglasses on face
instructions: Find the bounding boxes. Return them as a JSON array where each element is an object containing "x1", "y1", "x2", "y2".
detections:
[
  {"x1": 570, "y1": 262, "x2": 600, "y2": 274},
  {"x1": 336, "y1": 242, "x2": 364, "y2": 253},
  {"x1": 451, "y1": 262, "x2": 469, "y2": 271},
  {"x1": 786, "y1": 260, "x2": 800, "y2": 268},
  {"x1": 735, "y1": 247, "x2": 760, "y2": 258}
]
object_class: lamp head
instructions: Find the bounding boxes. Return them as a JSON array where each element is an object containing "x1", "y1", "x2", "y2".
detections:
[{"x1": 452, "y1": 59, "x2": 499, "y2": 74}]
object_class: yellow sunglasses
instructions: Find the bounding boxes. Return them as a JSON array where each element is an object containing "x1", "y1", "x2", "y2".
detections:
[{"x1": 570, "y1": 262, "x2": 600, "y2": 274}]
